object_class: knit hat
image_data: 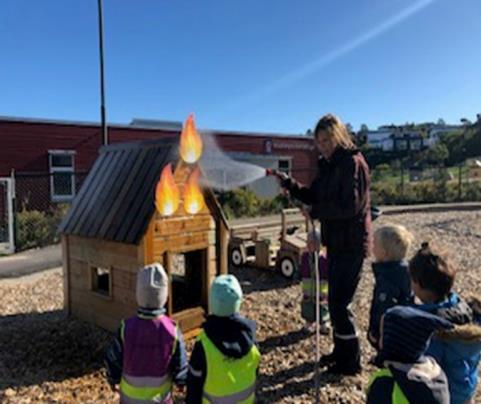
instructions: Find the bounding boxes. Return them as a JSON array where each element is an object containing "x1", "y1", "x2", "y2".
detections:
[
  {"x1": 136, "y1": 263, "x2": 169, "y2": 309},
  {"x1": 209, "y1": 275, "x2": 243, "y2": 317},
  {"x1": 380, "y1": 306, "x2": 453, "y2": 363}
]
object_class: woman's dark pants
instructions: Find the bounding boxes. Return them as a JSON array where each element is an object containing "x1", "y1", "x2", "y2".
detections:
[{"x1": 327, "y1": 253, "x2": 364, "y2": 368}]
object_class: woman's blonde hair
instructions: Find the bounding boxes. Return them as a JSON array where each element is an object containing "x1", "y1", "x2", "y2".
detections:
[
  {"x1": 314, "y1": 113, "x2": 355, "y2": 150},
  {"x1": 374, "y1": 224, "x2": 414, "y2": 261}
]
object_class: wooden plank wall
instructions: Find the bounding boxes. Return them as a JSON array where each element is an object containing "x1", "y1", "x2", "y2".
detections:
[{"x1": 67, "y1": 235, "x2": 141, "y2": 332}]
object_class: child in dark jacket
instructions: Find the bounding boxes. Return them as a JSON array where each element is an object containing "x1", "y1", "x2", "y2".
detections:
[
  {"x1": 409, "y1": 242, "x2": 481, "y2": 404},
  {"x1": 104, "y1": 264, "x2": 187, "y2": 404},
  {"x1": 186, "y1": 275, "x2": 260, "y2": 404},
  {"x1": 368, "y1": 224, "x2": 414, "y2": 350},
  {"x1": 367, "y1": 305, "x2": 453, "y2": 404},
  {"x1": 300, "y1": 230, "x2": 329, "y2": 334}
]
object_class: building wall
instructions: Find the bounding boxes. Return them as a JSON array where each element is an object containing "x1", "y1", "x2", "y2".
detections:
[
  {"x1": 0, "y1": 118, "x2": 317, "y2": 203},
  {"x1": 64, "y1": 234, "x2": 142, "y2": 332}
]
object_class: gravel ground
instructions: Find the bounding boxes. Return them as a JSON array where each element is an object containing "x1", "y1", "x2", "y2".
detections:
[{"x1": 0, "y1": 210, "x2": 480, "y2": 403}]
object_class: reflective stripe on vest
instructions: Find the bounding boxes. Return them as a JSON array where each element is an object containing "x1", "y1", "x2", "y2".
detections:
[
  {"x1": 199, "y1": 331, "x2": 260, "y2": 404},
  {"x1": 367, "y1": 368, "x2": 409, "y2": 404},
  {"x1": 120, "y1": 374, "x2": 172, "y2": 403},
  {"x1": 302, "y1": 279, "x2": 328, "y2": 300}
]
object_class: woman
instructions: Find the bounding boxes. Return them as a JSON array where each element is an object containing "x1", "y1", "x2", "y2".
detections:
[{"x1": 280, "y1": 113, "x2": 372, "y2": 375}]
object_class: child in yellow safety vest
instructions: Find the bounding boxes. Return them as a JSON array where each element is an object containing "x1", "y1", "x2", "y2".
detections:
[
  {"x1": 300, "y1": 230, "x2": 329, "y2": 334},
  {"x1": 186, "y1": 275, "x2": 260, "y2": 404}
]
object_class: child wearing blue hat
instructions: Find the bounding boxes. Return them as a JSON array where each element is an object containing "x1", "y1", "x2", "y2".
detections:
[
  {"x1": 186, "y1": 275, "x2": 260, "y2": 404},
  {"x1": 410, "y1": 242, "x2": 481, "y2": 404},
  {"x1": 367, "y1": 305, "x2": 453, "y2": 404}
]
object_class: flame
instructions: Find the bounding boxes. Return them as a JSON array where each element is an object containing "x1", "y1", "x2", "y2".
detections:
[
  {"x1": 180, "y1": 114, "x2": 203, "y2": 164},
  {"x1": 183, "y1": 167, "x2": 205, "y2": 215},
  {"x1": 155, "y1": 163, "x2": 180, "y2": 216}
]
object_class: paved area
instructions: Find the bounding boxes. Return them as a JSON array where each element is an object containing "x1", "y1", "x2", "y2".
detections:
[{"x1": 0, "y1": 244, "x2": 61, "y2": 278}]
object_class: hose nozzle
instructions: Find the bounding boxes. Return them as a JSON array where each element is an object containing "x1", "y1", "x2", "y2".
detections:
[
  {"x1": 266, "y1": 168, "x2": 288, "y2": 182},
  {"x1": 266, "y1": 168, "x2": 281, "y2": 177}
]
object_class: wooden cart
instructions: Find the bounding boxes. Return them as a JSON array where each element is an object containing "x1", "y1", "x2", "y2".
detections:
[{"x1": 228, "y1": 208, "x2": 308, "y2": 278}]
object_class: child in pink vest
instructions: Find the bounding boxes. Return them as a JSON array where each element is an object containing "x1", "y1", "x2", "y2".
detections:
[
  {"x1": 104, "y1": 263, "x2": 187, "y2": 403},
  {"x1": 300, "y1": 230, "x2": 329, "y2": 334}
]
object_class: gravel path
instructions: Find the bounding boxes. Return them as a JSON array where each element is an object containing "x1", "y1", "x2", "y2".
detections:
[{"x1": 0, "y1": 210, "x2": 480, "y2": 403}]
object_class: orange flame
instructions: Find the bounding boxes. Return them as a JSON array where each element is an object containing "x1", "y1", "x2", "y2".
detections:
[
  {"x1": 180, "y1": 114, "x2": 203, "y2": 164},
  {"x1": 183, "y1": 167, "x2": 205, "y2": 215},
  {"x1": 155, "y1": 163, "x2": 180, "y2": 216}
]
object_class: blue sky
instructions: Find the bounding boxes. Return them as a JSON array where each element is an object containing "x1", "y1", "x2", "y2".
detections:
[{"x1": 1, "y1": 0, "x2": 480, "y2": 134}]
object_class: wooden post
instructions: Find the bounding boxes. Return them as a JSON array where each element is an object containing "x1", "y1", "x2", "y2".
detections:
[
  {"x1": 163, "y1": 251, "x2": 173, "y2": 316},
  {"x1": 62, "y1": 235, "x2": 71, "y2": 315}
]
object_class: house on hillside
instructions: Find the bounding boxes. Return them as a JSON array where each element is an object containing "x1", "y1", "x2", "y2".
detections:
[{"x1": 58, "y1": 138, "x2": 229, "y2": 336}]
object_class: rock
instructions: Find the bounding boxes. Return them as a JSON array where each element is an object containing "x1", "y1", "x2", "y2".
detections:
[{"x1": 4, "y1": 388, "x2": 16, "y2": 397}]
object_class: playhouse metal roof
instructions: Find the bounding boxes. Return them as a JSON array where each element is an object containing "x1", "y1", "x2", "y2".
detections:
[{"x1": 58, "y1": 138, "x2": 178, "y2": 244}]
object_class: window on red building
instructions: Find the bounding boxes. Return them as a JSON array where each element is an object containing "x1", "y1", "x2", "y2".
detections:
[
  {"x1": 49, "y1": 150, "x2": 76, "y2": 202},
  {"x1": 278, "y1": 159, "x2": 291, "y2": 175}
]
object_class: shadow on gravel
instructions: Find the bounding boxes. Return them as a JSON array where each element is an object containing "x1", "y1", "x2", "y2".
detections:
[
  {"x1": 260, "y1": 328, "x2": 312, "y2": 354},
  {"x1": 0, "y1": 310, "x2": 111, "y2": 389},
  {"x1": 257, "y1": 360, "x2": 341, "y2": 402},
  {"x1": 230, "y1": 265, "x2": 298, "y2": 294}
]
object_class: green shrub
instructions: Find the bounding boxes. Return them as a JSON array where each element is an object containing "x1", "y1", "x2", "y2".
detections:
[
  {"x1": 16, "y1": 204, "x2": 70, "y2": 251},
  {"x1": 217, "y1": 189, "x2": 292, "y2": 219}
]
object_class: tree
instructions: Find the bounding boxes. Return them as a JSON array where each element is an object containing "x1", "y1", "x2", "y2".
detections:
[
  {"x1": 437, "y1": 118, "x2": 446, "y2": 126},
  {"x1": 360, "y1": 124, "x2": 369, "y2": 132},
  {"x1": 426, "y1": 143, "x2": 449, "y2": 165}
]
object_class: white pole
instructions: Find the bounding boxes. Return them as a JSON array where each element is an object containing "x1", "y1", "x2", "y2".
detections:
[{"x1": 312, "y1": 219, "x2": 320, "y2": 404}]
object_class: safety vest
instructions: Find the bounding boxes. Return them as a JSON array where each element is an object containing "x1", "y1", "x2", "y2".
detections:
[
  {"x1": 120, "y1": 315, "x2": 177, "y2": 403},
  {"x1": 301, "y1": 253, "x2": 328, "y2": 302},
  {"x1": 199, "y1": 331, "x2": 260, "y2": 404},
  {"x1": 302, "y1": 278, "x2": 329, "y2": 301},
  {"x1": 367, "y1": 368, "x2": 409, "y2": 404}
]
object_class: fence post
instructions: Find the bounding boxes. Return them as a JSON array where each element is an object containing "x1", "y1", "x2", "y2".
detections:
[
  {"x1": 10, "y1": 168, "x2": 17, "y2": 252},
  {"x1": 400, "y1": 163, "x2": 405, "y2": 197},
  {"x1": 458, "y1": 163, "x2": 462, "y2": 201}
]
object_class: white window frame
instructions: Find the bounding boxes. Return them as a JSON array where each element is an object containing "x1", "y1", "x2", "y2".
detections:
[
  {"x1": 49, "y1": 150, "x2": 76, "y2": 202},
  {"x1": 278, "y1": 158, "x2": 291, "y2": 175}
]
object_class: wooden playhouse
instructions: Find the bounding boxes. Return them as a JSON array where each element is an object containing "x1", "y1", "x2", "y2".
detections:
[{"x1": 58, "y1": 138, "x2": 229, "y2": 336}]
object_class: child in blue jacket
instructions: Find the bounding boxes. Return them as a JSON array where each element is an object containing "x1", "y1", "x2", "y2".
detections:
[
  {"x1": 368, "y1": 224, "x2": 414, "y2": 350},
  {"x1": 410, "y1": 242, "x2": 481, "y2": 404}
]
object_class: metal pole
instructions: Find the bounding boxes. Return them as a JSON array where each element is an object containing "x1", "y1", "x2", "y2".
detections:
[
  {"x1": 97, "y1": 0, "x2": 108, "y2": 145},
  {"x1": 311, "y1": 219, "x2": 321, "y2": 404}
]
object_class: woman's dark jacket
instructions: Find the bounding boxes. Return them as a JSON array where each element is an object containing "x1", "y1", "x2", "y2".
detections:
[{"x1": 283, "y1": 147, "x2": 372, "y2": 257}]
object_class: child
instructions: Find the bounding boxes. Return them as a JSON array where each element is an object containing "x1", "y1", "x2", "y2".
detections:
[
  {"x1": 186, "y1": 275, "x2": 260, "y2": 404},
  {"x1": 368, "y1": 224, "x2": 414, "y2": 350},
  {"x1": 104, "y1": 263, "x2": 187, "y2": 403},
  {"x1": 410, "y1": 242, "x2": 481, "y2": 404},
  {"x1": 300, "y1": 230, "x2": 329, "y2": 334},
  {"x1": 367, "y1": 305, "x2": 453, "y2": 404}
]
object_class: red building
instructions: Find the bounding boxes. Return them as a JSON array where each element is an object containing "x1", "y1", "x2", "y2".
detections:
[{"x1": 0, "y1": 116, "x2": 318, "y2": 211}]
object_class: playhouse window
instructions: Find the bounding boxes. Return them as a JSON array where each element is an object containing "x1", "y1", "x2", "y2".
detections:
[
  {"x1": 91, "y1": 266, "x2": 112, "y2": 297},
  {"x1": 170, "y1": 249, "x2": 206, "y2": 312},
  {"x1": 49, "y1": 150, "x2": 76, "y2": 202}
]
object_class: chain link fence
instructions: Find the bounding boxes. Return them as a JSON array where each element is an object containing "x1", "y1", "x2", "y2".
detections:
[
  {"x1": 370, "y1": 161, "x2": 481, "y2": 205},
  {"x1": 13, "y1": 171, "x2": 88, "y2": 251}
]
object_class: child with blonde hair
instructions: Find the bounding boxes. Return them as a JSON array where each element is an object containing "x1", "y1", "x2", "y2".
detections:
[{"x1": 368, "y1": 224, "x2": 414, "y2": 350}]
